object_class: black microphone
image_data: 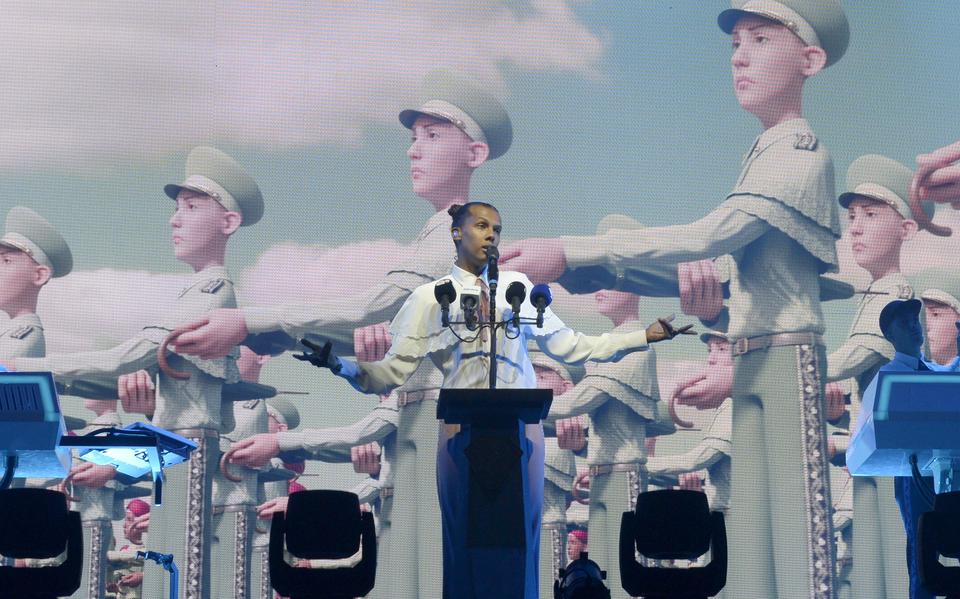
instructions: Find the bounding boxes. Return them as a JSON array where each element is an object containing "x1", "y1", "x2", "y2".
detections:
[
  {"x1": 460, "y1": 285, "x2": 481, "y2": 331},
  {"x1": 434, "y1": 280, "x2": 457, "y2": 327},
  {"x1": 530, "y1": 283, "x2": 552, "y2": 328},
  {"x1": 505, "y1": 281, "x2": 526, "y2": 328},
  {"x1": 486, "y1": 245, "x2": 500, "y2": 290}
]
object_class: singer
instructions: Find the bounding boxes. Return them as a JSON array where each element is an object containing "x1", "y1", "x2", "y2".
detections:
[{"x1": 296, "y1": 201, "x2": 691, "y2": 599}]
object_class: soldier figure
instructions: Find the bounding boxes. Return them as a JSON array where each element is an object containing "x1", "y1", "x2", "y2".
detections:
[
  {"x1": 0, "y1": 206, "x2": 72, "y2": 509},
  {"x1": 8, "y1": 146, "x2": 264, "y2": 599},
  {"x1": 541, "y1": 438, "x2": 576, "y2": 593},
  {"x1": 68, "y1": 399, "x2": 127, "y2": 598},
  {"x1": 250, "y1": 397, "x2": 302, "y2": 599},
  {"x1": 542, "y1": 284, "x2": 661, "y2": 598},
  {"x1": 106, "y1": 498, "x2": 151, "y2": 599},
  {"x1": 172, "y1": 70, "x2": 515, "y2": 599},
  {"x1": 648, "y1": 331, "x2": 732, "y2": 518},
  {"x1": 501, "y1": 2, "x2": 852, "y2": 595},
  {"x1": 0, "y1": 206, "x2": 72, "y2": 360},
  {"x1": 210, "y1": 347, "x2": 274, "y2": 599},
  {"x1": 827, "y1": 154, "x2": 930, "y2": 598}
]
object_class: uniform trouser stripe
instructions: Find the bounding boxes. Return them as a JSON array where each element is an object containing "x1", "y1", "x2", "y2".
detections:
[
  {"x1": 796, "y1": 344, "x2": 837, "y2": 597},
  {"x1": 142, "y1": 434, "x2": 216, "y2": 599},
  {"x1": 248, "y1": 546, "x2": 270, "y2": 599},
  {"x1": 589, "y1": 464, "x2": 646, "y2": 599},
  {"x1": 727, "y1": 345, "x2": 836, "y2": 599},
  {"x1": 233, "y1": 510, "x2": 252, "y2": 599},
  {"x1": 83, "y1": 521, "x2": 109, "y2": 599},
  {"x1": 185, "y1": 435, "x2": 211, "y2": 598}
]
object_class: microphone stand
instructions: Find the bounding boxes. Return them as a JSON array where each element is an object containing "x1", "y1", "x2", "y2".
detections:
[
  {"x1": 441, "y1": 275, "x2": 545, "y2": 391},
  {"x1": 489, "y1": 278, "x2": 498, "y2": 390}
]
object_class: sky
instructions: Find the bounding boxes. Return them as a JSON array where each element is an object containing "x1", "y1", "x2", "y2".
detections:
[{"x1": 3, "y1": 1, "x2": 960, "y2": 486}]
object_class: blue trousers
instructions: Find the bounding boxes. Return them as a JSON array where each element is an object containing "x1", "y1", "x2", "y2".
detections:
[
  {"x1": 438, "y1": 422, "x2": 544, "y2": 599},
  {"x1": 895, "y1": 475, "x2": 936, "y2": 599}
]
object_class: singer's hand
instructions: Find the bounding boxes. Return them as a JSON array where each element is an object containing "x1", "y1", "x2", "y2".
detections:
[
  {"x1": 293, "y1": 338, "x2": 341, "y2": 371},
  {"x1": 645, "y1": 314, "x2": 695, "y2": 343},
  {"x1": 70, "y1": 462, "x2": 118, "y2": 488},
  {"x1": 500, "y1": 238, "x2": 567, "y2": 285}
]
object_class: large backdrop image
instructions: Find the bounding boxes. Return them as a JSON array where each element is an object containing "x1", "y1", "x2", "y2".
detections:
[{"x1": 1, "y1": 2, "x2": 959, "y2": 599}]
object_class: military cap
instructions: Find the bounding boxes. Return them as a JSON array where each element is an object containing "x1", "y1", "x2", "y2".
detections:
[
  {"x1": 839, "y1": 154, "x2": 931, "y2": 222},
  {"x1": 718, "y1": 0, "x2": 850, "y2": 67},
  {"x1": 699, "y1": 330, "x2": 729, "y2": 345},
  {"x1": 266, "y1": 396, "x2": 301, "y2": 430},
  {"x1": 878, "y1": 298, "x2": 922, "y2": 339},
  {"x1": 913, "y1": 268, "x2": 960, "y2": 314},
  {"x1": 528, "y1": 345, "x2": 585, "y2": 385},
  {"x1": 164, "y1": 146, "x2": 264, "y2": 226},
  {"x1": 399, "y1": 70, "x2": 513, "y2": 160},
  {"x1": 0, "y1": 207, "x2": 73, "y2": 277}
]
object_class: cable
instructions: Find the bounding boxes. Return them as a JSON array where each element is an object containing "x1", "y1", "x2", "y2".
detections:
[
  {"x1": 910, "y1": 453, "x2": 938, "y2": 507},
  {"x1": 0, "y1": 454, "x2": 18, "y2": 490}
]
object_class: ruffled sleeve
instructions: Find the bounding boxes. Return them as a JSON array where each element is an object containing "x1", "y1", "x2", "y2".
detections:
[{"x1": 386, "y1": 280, "x2": 461, "y2": 358}]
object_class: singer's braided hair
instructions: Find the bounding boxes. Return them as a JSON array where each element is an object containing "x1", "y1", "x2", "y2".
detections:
[{"x1": 447, "y1": 201, "x2": 499, "y2": 231}]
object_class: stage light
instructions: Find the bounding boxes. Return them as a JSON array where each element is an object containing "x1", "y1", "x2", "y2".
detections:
[
  {"x1": 619, "y1": 489, "x2": 726, "y2": 599},
  {"x1": 0, "y1": 489, "x2": 82, "y2": 598},
  {"x1": 269, "y1": 490, "x2": 377, "y2": 599},
  {"x1": 918, "y1": 491, "x2": 960, "y2": 597}
]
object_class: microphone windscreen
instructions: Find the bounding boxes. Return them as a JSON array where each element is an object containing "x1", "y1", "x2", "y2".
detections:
[
  {"x1": 505, "y1": 281, "x2": 527, "y2": 304},
  {"x1": 531, "y1": 284, "x2": 553, "y2": 308},
  {"x1": 486, "y1": 245, "x2": 500, "y2": 261},
  {"x1": 434, "y1": 280, "x2": 457, "y2": 305}
]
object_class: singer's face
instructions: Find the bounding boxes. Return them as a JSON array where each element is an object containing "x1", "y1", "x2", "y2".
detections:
[
  {"x1": 456, "y1": 205, "x2": 502, "y2": 271},
  {"x1": 407, "y1": 115, "x2": 475, "y2": 198}
]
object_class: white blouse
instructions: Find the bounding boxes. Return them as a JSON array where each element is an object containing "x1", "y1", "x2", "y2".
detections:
[{"x1": 336, "y1": 264, "x2": 649, "y2": 394}]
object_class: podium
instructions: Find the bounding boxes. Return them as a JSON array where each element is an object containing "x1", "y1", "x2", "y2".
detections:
[
  {"x1": 436, "y1": 388, "x2": 551, "y2": 549},
  {"x1": 848, "y1": 371, "x2": 960, "y2": 494}
]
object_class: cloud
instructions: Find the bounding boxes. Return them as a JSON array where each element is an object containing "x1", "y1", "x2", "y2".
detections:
[
  {"x1": 27, "y1": 235, "x2": 606, "y2": 354},
  {"x1": 239, "y1": 238, "x2": 600, "y2": 322},
  {"x1": 238, "y1": 240, "x2": 408, "y2": 306},
  {"x1": 36, "y1": 270, "x2": 189, "y2": 353},
  {"x1": 0, "y1": 0, "x2": 604, "y2": 170}
]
